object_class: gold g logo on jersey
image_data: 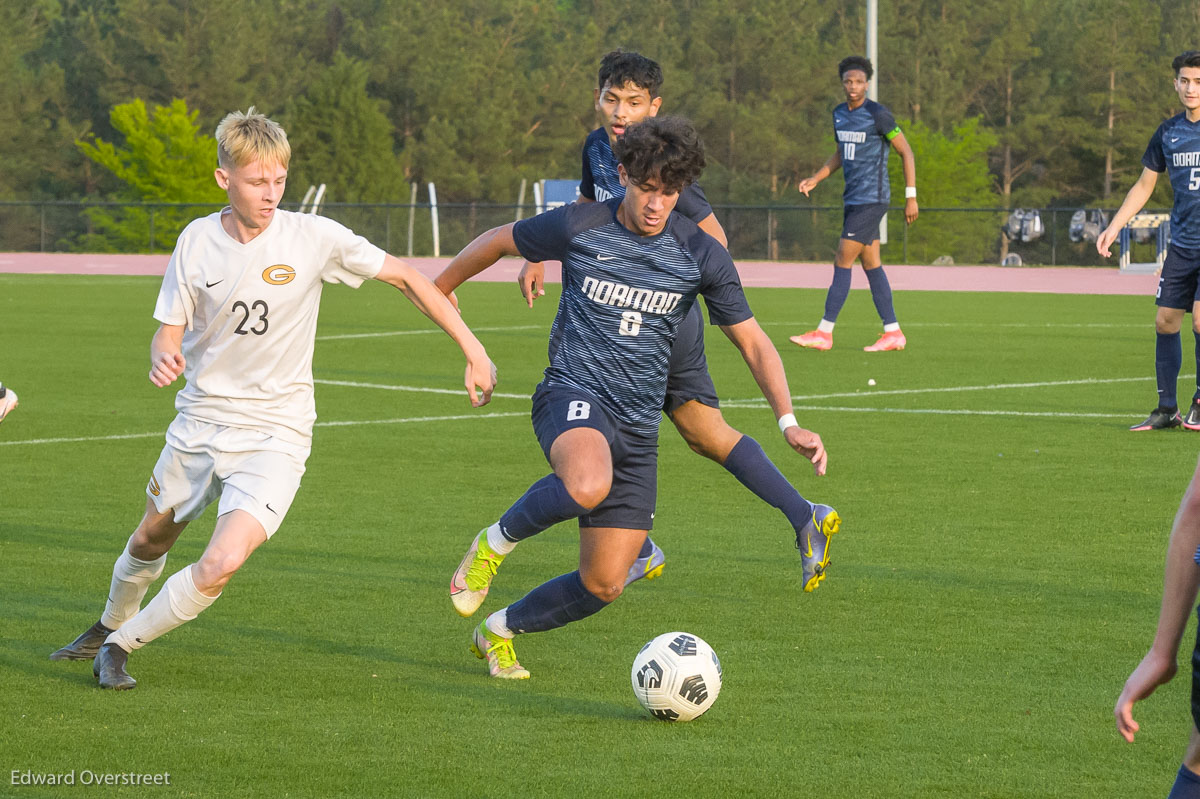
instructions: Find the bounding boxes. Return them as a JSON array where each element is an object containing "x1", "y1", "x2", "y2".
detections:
[
  {"x1": 262, "y1": 264, "x2": 296, "y2": 285},
  {"x1": 148, "y1": 475, "x2": 161, "y2": 497}
]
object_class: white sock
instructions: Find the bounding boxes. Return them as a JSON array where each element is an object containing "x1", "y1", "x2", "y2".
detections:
[
  {"x1": 486, "y1": 609, "x2": 514, "y2": 638},
  {"x1": 107, "y1": 565, "x2": 219, "y2": 652},
  {"x1": 100, "y1": 539, "x2": 167, "y2": 629},
  {"x1": 817, "y1": 319, "x2": 836, "y2": 334},
  {"x1": 486, "y1": 522, "x2": 517, "y2": 555},
  {"x1": 883, "y1": 322, "x2": 901, "y2": 333}
]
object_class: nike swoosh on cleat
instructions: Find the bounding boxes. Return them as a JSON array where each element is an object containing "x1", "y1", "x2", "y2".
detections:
[{"x1": 206, "y1": 280, "x2": 224, "y2": 288}]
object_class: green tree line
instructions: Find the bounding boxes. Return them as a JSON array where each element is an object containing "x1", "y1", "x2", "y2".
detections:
[{"x1": 4, "y1": 0, "x2": 1199, "y2": 257}]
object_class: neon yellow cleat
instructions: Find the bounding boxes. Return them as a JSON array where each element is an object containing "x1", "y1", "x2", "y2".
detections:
[
  {"x1": 799, "y1": 504, "x2": 841, "y2": 592},
  {"x1": 470, "y1": 621, "x2": 530, "y2": 680},
  {"x1": 451, "y1": 530, "x2": 506, "y2": 617},
  {"x1": 624, "y1": 538, "x2": 666, "y2": 587}
]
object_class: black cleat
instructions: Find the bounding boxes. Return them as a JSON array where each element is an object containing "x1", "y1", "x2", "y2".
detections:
[
  {"x1": 1130, "y1": 406, "x2": 1182, "y2": 431},
  {"x1": 1184, "y1": 400, "x2": 1200, "y2": 431},
  {"x1": 49, "y1": 620, "x2": 114, "y2": 661},
  {"x1": 93, "y1": 643, "x2": 136, "y2": 690}
]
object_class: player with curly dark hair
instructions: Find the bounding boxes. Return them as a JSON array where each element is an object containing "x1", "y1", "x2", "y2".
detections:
[{"x1": 434, "y1": 115, "x2": 833, "y2": 679}]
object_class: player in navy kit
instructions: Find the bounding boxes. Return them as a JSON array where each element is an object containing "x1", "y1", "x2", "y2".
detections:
[
  {"x1": 517, "y1": 51, "x2": 831, "y2": 596},
  {"x1": 792, "y1": 55, "x2": 918, "y2": 353},
  {"x1": 1099, "y1": 51, "x2": 1200, "y2": 432},
  {"x1": 436, "y1": 117, "x2": 837, "y2": 678}
]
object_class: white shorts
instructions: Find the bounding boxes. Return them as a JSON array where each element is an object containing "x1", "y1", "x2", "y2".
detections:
[{"x1": 146, "y1": 416, "x2": 310, "y2": 538}]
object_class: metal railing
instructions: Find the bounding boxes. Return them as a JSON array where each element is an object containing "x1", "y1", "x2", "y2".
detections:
[{"x1": 0, "y1": 200, "x2": 1166, "y2": 267}]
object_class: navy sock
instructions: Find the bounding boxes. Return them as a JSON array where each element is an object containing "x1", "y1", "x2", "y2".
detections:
[
  {"x1": 865, "y1": 266, "x2": 898, "y2": 325},
  {"x1": 722, "y1": 436, "x2": 813, "y2": 534},
  {"x1": 504, "y1": 571, "x2": 610, "y2": 634},
  {"x1": 637, "y1": 538, "x2": 653, "y2": 558},
  {"x1": 1168, "y1": 764, "x2": 1200, "y2": 799},
  {"x1": 498, "y1": 473, "x2": 589, "y2": 542},
  {"x1": 1194, "y1": 330, "x2": 1200, "y2": 402},
  {"x1": 822, "y1": 266, "x2": 852, "y2": 323},
  {"x1": 1157, "y1": 331, "x2": 1182, "y2": 409}
]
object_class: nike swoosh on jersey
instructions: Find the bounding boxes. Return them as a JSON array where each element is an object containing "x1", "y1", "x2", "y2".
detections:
[
  {"x1": 266, "y1": 503, "x2": 278, "y2": 514},
  {"x1": 1171, "y1": 137, "x2": 1181, "y2": 143},
  {"x1": 206, "y1": 280, "x2": 224, "y2": 288},
  {"x1": 597, "y1": 254, "x2": 618, "y2": 261}
]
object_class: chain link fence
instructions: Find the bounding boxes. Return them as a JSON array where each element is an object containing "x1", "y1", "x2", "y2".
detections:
[{"x1": 0, "y1": 201, "x2": 1169, "y2": 268}]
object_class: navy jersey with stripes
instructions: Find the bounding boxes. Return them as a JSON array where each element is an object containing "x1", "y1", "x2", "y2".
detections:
[
  {"x1": 513, "y1": 198, "x2": 752, "y2": 435},
  {"x1": 834, "y1": 100, "x2": 900, "y2": 206},
  {"x1": 579, "y1": 128, "x2": 715, "y2": 223},
  {"x1": 1143, "y1": 113, "x2": 1200, "y2": 249}
]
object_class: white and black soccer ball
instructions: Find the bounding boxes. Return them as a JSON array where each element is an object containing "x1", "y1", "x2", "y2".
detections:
[{"x1": 630, "y1": 631, "x2": 722, "y2": 722}]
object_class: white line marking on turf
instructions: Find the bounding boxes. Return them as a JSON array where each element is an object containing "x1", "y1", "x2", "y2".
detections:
[
  {"x1": 762, "y1": 321, "x2": 1144, "y2": 329},
  {"x1": 722, "y1": 403, "x2": 1133, "y2": 420},
  {"x1": 313, "y1": 378, "x2": 530, "y2": 400},
  {"x1": 783, "y1": 374, "x2": 1159, "y2": 402},
  {"x1": 0, "y1": 411, "x2": 529, "y2": 447},
  {"x1": 316, "y1": 324, "x2": 540, "y2": 341}
]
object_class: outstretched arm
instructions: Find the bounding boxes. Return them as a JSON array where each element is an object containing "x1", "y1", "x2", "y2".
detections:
[
  {"x1": 149, "y1": 324, "x2": 186, "y2": 387},
  {"x1": 1098, "y1": 168, "x2": 1159, "y2": 257},
  {"x1": 1115, "y1": 454, "x2": 1200, "y2": 742},
  {"x1": 376, "y1": 255, "x2": 497, "y2": 407},
  {"x1": 434, "y1": 223, "x2": 522, "y2": 299},
  {"x1": 798, "y1": 149, "x2": 843, "y2": 196},
  {"x1": 890, "y1": 131, "x2": 919, "y2": 224},
  {"x1": 720, "y1": 317, "x2": 827, "y2": 476}
]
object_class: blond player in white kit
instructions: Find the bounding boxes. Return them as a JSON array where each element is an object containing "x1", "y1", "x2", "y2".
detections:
[{"x1": 49, "y1": 108, "x2": 497, "y2": 689}]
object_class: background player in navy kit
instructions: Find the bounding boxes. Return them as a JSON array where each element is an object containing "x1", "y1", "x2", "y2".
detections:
[
  {"x1": 437, "y1": 117, "x2": 837, "y2": 678},
  {"x1": 792, "y1": 55, "x2": 918, "y2": 353},
  {"x1": 518, "y1": 51, "x2": 831, "y2": 593},
  {"x1": 1115, "y1": 454, "x2": 1200, "y2": 798},
  {"x1": 1099, "y1": 51, "x2": 1200, "y2": 432}
]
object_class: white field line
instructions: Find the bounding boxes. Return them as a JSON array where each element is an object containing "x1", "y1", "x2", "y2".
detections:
[
  {"x1": 760, "y1": 320, "x2": 1145, "y2": 329},
  {"x1": 722, "y1": 403, "x2": 1130, "y2": 420},
  {"x1": 313, "y1": 378, "x2": 530, "y2": 400},
  {"x1": 0, "y1": 373, "x2": 1164, "y2": 448},
  {"x1": 316, "y1": 324, "x2": 541, "y2": 341},
  {"x1": 0, "y1": 411, "x2": 529, "y2": 448}
]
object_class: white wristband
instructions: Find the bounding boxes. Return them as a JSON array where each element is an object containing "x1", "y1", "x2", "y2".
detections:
[
  {"x1": 778, "y1": 413, "x2": 798, "y2": 433},
  {"x1": 905, "y1": 186, "x2": 917, "y2": 199}
]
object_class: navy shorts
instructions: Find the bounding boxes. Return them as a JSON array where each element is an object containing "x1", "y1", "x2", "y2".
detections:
[
  {"x1": 1155, "y1": 244, "x2": 1200, "y2": 310},
  {"x1": 664, "y1": 303, "x2": 720, "y2": 414},
  {"x1": 842, "y1": 203, "x2": 888, "y2": 244},
  {"x1": 531, "y1": 384, "x2": 658, "y2": 531}
]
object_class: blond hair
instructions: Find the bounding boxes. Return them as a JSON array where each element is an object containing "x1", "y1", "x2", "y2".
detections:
[{"x1": 215, "y1": 107, "x2": 290, "y2": 170}]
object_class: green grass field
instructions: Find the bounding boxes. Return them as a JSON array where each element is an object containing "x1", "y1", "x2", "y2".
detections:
[{"x1": 1, "y1": 273, "x2": 1197, "y2": 797}]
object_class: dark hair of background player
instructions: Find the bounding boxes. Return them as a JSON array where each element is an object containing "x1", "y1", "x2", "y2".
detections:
[
  {"x1": 838, "y1": 55, "x2": 874, "y2": 80},
  {"x1": 1173, "y1": 50, "x2": 1200, "y2": 75},
  {"x1": 598, "y1": 49, "x2": 664, "y2": 98}
]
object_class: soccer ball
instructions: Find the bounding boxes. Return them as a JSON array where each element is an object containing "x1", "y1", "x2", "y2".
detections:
[{"x1": 630, "y1": 631, "x2": 722, "y2": 721}]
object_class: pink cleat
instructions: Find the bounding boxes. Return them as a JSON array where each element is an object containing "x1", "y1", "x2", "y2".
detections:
[
  {"x1": 864, "y1": 330, "x2": 906, "y2": 352},
  {"x1": 790, "y1": 330, "x2": 832, "y2": 351}
]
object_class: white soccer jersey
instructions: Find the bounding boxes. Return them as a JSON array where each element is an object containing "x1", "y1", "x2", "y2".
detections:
[{"x1": 154, "y1": 208, "x2": 386, "y2": 445}]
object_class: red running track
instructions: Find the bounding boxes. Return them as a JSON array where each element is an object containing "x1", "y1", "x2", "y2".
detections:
[{"x1": 0, "y1": 252, "x2": 1159, "y2": 296}]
